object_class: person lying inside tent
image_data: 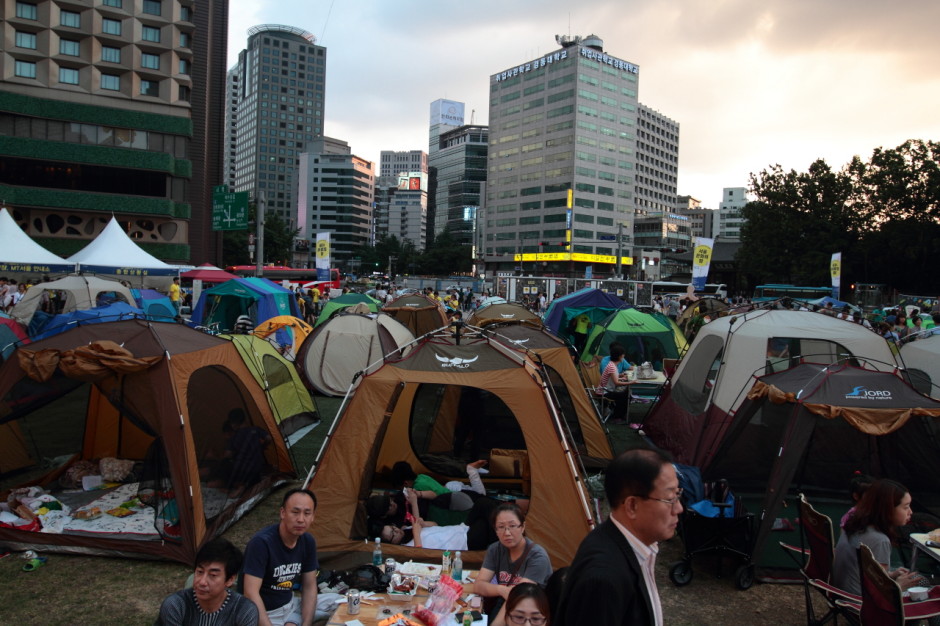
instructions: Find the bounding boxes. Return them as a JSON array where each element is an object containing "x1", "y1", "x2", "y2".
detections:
[
  {"x1": 366, "y1": 461, "x2": 488, "y2": 538},
  {"x1": 380, "y1": 487, "x2": 501, "y2": 551}
]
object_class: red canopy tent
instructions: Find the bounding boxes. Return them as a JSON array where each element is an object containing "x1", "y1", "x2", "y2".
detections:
[{"x1": 180, "y1": 263, "x2": 238, "y2": 283}]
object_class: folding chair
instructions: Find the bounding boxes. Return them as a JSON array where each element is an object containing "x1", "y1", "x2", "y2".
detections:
[
  {"x1": 779, "y1": 494, "x2": 860, "y2": 625},
  {"x1": 857, "y1": 543, "x2": 940, "y2": 625}
]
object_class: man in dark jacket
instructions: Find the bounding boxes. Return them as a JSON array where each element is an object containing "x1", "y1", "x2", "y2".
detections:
[{"x1": 556, "y1": 448, "x2": 681, "y2": 626}]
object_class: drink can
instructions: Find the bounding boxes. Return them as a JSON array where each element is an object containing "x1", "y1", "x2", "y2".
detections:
[
  {"x1": 22, "y1": 550, "x2": 37, "y2": 560},
  {"x1": 385, "y1": 558, "x2": 396, "y2": 574},
  {"x1": 346, "y1": 589, "x2": 361, "y2": 615}
]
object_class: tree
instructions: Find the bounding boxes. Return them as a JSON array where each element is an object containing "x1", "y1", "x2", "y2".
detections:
[
  {"x1": 416, "y1": 227, "x2": 472, "y2": 275},
  {"x1": 222, "y1": 204, "x2": 299, "y2": 267}
]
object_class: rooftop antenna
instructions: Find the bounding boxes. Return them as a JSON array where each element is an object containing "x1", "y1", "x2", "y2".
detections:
[{"x1": 470, "y1": 109, "x2": 476, "y2": 124}]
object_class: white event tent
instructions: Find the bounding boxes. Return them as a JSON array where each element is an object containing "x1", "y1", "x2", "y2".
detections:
[
  {"x1": 0, "y1": 208, "x2": 75, "y2": 277},
  {"x1": 67, "y1": 216, "x2": 178, "y2": 287}
]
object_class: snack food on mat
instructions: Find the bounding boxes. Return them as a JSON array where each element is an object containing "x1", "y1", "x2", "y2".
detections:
[
  {"x1": 73, "y1": 507, "x2": 102, "y2": 520},
  {"x1": 106, "y1": 507, "x2": 135, "y2": 518}
]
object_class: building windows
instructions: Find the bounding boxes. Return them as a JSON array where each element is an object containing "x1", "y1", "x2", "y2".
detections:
[
  {"x1": 102, "y1": 0, "x2": 122, "y2": 6},
  {"x1": 59, "y1": 67, "x2": 80, "y2": 84},
  {"x1": 101, "y1": 74, "x2": 120, "y2": 90},
  {"x1": 15, "y1": 2, "x2": 37, "y2": 19},
  {"x1": 14, "y1": 60, "x2": 37, "y2": 78},
  {"x1": 142, "y1": 0, "x2": 161, "y2": 16},
  {"x1": 142, "y1": 26, "x2": 160, "y2": 42},
  {"x1": 101, "y1": 46, "x2": 121, "y2": 63},
  {"x1": 102, "y1": 18, "x2": 122, "y2": 35},
  {"x1": 178, "y1": 59, "x2": 190, "y2": 75},
  {"x1": 180, "y1": 6, "x2": 192, "y2": 21},
  {"x1": 179, "y1": 32, "x2": 190, "y2": 47},
  {"x1": 15, "y1": 31, "x2": 37, "y2": 49},
  {"x1": 59, "y1": 39, "x2": 80, "y2": 56},
  {"x1": 140, "y1": 79, "x2": 159, "y2": 96},
  {"x1": 60, "y1": 10, "x2": 81, "y2": 28},
  {"x1": 141, "y1": 53, "x2": 160, "y2": 70},
  {"x1": 178, "y1": 85, "x2": 191, "y2": 101}
]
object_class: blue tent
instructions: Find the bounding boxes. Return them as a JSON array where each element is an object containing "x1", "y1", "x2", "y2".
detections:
[
  {"x1": 131, "y1": 288, "x2": 177, "y2": 322},
  {"x1": 807, "y1": 296, "x2": 861, "y2": 313},
  {"x1": 30, "y1": 302, "x2": 146, "y2": 341},
  {"x1": 190, "y1": 278, "x2": 301, "y2": 332},
  {"x1": 542, "y1": 288, "x2": 630, "y2": 337}
]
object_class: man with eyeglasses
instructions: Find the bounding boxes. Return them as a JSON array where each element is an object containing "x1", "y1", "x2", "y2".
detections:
[{"x1": 556, "y1": 448, "x2": 681, "y2": 626}]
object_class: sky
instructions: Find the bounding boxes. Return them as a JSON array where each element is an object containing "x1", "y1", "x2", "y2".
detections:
[{"x1": 227, "y1": 0, "x2": 940, "y2": 208}]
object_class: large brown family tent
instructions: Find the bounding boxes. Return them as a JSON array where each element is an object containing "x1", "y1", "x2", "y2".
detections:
[
  {"x1": 467, "y1": 302, "x2": 542, "y2": 328},
  {"x1": 382, "y1": 293, "x2": 449, "y2": 337},
  {"x1": 0, "y1": 320, "x2": 294, "y2": 563},
  {"x1": 295, "y1": 313, "x2": 415, "y2": 396},
  {"x1": 644, "y1": 309, "x2": 899, "y2": 466},
  {"x1": 304, "y1": 328, "x2": 596, "y2": 568},
  {"x1": 484, "y1": 323, "x2": 613, "y2": 462},
  {"x1": 699, "y1": 362, "x2": 940, "y2": 580}
]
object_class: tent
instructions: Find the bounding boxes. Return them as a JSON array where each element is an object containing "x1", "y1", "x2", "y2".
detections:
[
  {"x1": 66, "y1": 216, "x2": 178, "y2": 287},
  {"x1": 316, "y1": 293, "x2": 381, "y2": 326},
  {"x1": 303, "y1": 328, "x2": 596, "y2": 568},
  {"x1": 676, "y1": 297, "x2": 729, "y2": 340},
  {"x1": 541, "y1": 288, "x2": 628, "y2": 347},
  {"x1": 485, "y1": 323, "x2": 613, "y2": 462},
  {"x1": 11, "y1": 275, "x2": 136, "y2": 328},
  {"x1": 579, "y1": 308, "x2": 685, "y2": 388},
  {"x1": 131, "y1": 288, "x2": 177, "y2": 322},
  {"x1": 468, "y1": 302, "x2": 542, "y2": 328},
  {"x1": 644, "y1": 309, "x2": 900, "y2": 467},
  {"x1": 0, "y1": 208, "x2": 75, "y2": 277},
  {"x1": 30, "y1": 301, "x2": 146, "y2": 341},
  {"x1": 381, "y1": 294, "x2": 449, "y2": 338},
  {"x1": 252, "y1": 315, "x2": 313, "y2": 361},
  {"x1": 0, "y1": 320, "x2": 294, "y2": 562},
  {"x1": 805, "y1": 296, "x2": 861, "y2": 314},
  {"x1": 190, "y1": 278, "x2": 301, "y2": 332},
  {"x1": 901, "y1": 334, "x2": 940, "y2": 397},
  {"x1": 296, "y1": 313, "x2": 415, "y2": 397},
  {"x1": 0, "y1": 316, "x2": 29, "y2": 361},
  {"x1": 180, "y1": 264, "x2": 239, "y2": 283},
  {"x1": 224, "y1": 334, "x2": 319, "y2": 447},
  {"x1": 700, "y1": 363, "x2": 940, "y2": 578}
]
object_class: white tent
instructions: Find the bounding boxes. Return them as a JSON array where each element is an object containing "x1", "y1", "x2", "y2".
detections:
[
  {"x1": 67, "y1": 217, "x2": 177, "y2": 287},
  {"x1": 11, "y1": 274, "x2": 136, "y2": 327},
  {"x1": 0, "y1": 208, "x2": 74, "y2": 276},
  {"x1": 901, "y1": 333, "x2": 940, "y2": 397}
]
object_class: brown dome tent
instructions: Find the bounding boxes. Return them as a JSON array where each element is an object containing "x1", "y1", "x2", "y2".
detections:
[{"x1": 381, "y1": 293, "x2": 449, "y2": 338}]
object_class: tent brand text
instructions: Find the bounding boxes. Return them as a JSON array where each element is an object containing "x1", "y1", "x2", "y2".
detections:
[{"x1": 845, "y1": 386, "x2": 892, "y2": 400}]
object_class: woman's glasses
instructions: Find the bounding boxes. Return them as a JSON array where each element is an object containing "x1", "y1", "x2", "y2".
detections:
[
  {"x1": 495, "y1": 523, "x2": 523, "y2": 533},
  {"x1": 507, "y1": 613, "x2": 546, "y2": 625}
]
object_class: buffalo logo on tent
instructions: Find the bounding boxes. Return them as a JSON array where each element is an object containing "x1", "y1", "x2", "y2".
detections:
[{"x1": 435, "y1": 354, "x2": 479, "y2": 368}]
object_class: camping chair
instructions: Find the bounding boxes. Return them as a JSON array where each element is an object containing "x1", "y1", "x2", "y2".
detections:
[
  {"x1": 856, "y1": 543, "x2": 940, "y2": 624},
  {"x1": 779, "y1": 494, "x2": 860, "y2": 625}
]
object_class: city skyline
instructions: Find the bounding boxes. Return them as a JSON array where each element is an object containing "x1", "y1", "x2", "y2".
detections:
[{"x1": 228, "y1": 0, "x2": 940, "y2": 208}]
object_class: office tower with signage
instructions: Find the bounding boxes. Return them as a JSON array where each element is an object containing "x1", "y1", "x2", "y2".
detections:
[
  {"x1": 0, "y1": 0, "x2": 225, "y2": 263},
  {"x1": 427, "y1": 99, "x2": 487, "y2": 250},
  {"x1": 296, "y1": 137, "x2": 374, "y2": 267},
  {"x1": 483, "y1": 34, "x2": 645, "y2": 277},
  {"x1": 227, "y1": 24, "x2": 326, "y2": 232},
  {"x1": 717, "y1": 187, "x2": 747, "y2": 240},
  {"x1": 376, "y1": 150, "x2": 428, "y2": 251}
]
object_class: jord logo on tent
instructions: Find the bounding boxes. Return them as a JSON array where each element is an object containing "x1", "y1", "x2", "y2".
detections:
[
  {"x1": 435, "y1": 354, "x2": 478, "y2": 368},
  {"x1": 845, "y1": 386, "x2": 892, "y2": 400}
]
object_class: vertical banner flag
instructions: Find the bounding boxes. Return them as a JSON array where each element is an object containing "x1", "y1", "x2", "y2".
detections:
[
  {"x1": 691, "y1": 237, "x2": 715, "y2": 291},
  {"x1": 315, "y1": 232, "x2": 331, "y2": 281},
  {"x1": 830, "y1": 252, "x2": 842, "y2": 299}
]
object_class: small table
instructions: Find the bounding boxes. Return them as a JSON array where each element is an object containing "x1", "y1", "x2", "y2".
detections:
[{"x1": 909, "y1": 533, "x2": 940, "y2": 570}]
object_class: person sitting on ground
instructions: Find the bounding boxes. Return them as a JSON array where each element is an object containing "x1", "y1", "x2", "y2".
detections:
[
  {"x1": 475, "y1": 503, "x2": 553, "y2": 622},
  {"x1": 832, "y1": 478, "x2": 926, "y2": 595},
  {"x1": 156, "y1": 537, "x2": 259, "y2": 625},
  {"x1": 380, "y1": 488, "x2": 501, "y2": 551},
  {"x1": 491, "y1": 583, "x2": 551, "y2": 626}
]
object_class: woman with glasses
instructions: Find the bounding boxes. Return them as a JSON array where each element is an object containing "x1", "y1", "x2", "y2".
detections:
[
  {"x1": 475, "y1": 503, "x2": 552, "y2": 622},
  {"x1": 492, "y1": 583, "x2": 550, "y2": 626}
]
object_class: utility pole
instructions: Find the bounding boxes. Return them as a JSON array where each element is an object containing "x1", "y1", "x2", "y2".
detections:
[{"x1": 255, "y1": 191, "x2": 265, "y2": 277}]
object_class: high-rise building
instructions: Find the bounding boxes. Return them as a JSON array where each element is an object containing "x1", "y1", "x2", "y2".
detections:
[
  {"x1": 717, "y1": 187, "x2": 747, "y2": 240},
  {"x1": 676, "y1": 195, "x2": 714, "y2": 239},
  {"x1": 226, "y1": 24, "x2": 325, "y2": 231},
  {"x1": 375, "y1": 150, "x2": 428, "y2": 250},
  {"x1": 482, "y1": 34, "x2": 641, "y2": 277},
  {"x1": 635, "y1": 104, "x2": 679, "y2": 215},
  {"x1": 0, "y1": 0, "x2": 225, "y2": 263},
  {"x1": 296, "y1": 137, "x2": 374, "y2": 268}
]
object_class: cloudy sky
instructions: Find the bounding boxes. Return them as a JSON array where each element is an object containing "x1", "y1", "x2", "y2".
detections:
[{"x1": 228, "y1": 0, "x2": 940, "y2": 208}]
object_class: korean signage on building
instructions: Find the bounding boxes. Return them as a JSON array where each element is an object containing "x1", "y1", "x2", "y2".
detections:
[
  {"x1": 492, "y1": 46, "x2": 639, "y2": 83},
  {"x1": 430, "y1": 99, "x2": 465, "y2": 126}
]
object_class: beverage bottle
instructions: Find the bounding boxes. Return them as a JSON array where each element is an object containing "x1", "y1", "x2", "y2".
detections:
[
  {"x1": 441, "y1": 549, "x2": 452, "y2": 575},
  {"x1": 462, "y1": 609, "x2": 473, "y2": 626},
  {"x1": 452, "y1": 551, "x2": 463, "y2": 582},
  {"x1": 372, "y1": 537, "x2": 382, "y2": 567}
]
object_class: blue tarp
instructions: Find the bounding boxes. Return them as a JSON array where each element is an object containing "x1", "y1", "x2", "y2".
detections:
[{"x1": 30, "y1": 302, "x2": 146, "y2": 341}]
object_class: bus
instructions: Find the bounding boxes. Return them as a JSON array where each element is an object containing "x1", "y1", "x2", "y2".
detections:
[
  {"x1": 651, "y1": 281, "x2": 728, "y2": 299},
  {"x1": 225, "y1": 265, "x2": 341, "y2": 291},
  {"x1": 752, "y1": 284, "x2": 831, "y2": 302}
]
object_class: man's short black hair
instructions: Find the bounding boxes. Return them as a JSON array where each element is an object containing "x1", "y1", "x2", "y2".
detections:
[
  {"x1": 195, "y1": 537, "x2": 243, "y2": 579},
  {"x1": 282, "y1": 487, "x2": 317, "y2": 509},
  {"x1": 605, "y1": 447, "x2": 673, "y2": 508}
]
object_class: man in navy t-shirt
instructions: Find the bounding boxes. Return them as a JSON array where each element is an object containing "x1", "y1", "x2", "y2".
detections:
[{"x1": 243, "y1": 489, "x2": 319, "y2": 626}]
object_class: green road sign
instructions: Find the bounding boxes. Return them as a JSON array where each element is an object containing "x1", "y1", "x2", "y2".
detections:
[{"x1": 212, "y1": 189, "x2": 249, "y2": 231}]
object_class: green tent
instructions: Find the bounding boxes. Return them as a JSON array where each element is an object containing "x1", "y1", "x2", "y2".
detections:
[
  {"x1": 224, "y1": 334, "x2": 319, "y2": 447},
  {"x1": 581, "y1": 308, "x2": 683, "y2": 368},
  {"x1": 315, "y1": 293, "x2": 381, "y2": 326},
  {"x1": 649, "y1": 311, "x2": 690, "y2": 358}
]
